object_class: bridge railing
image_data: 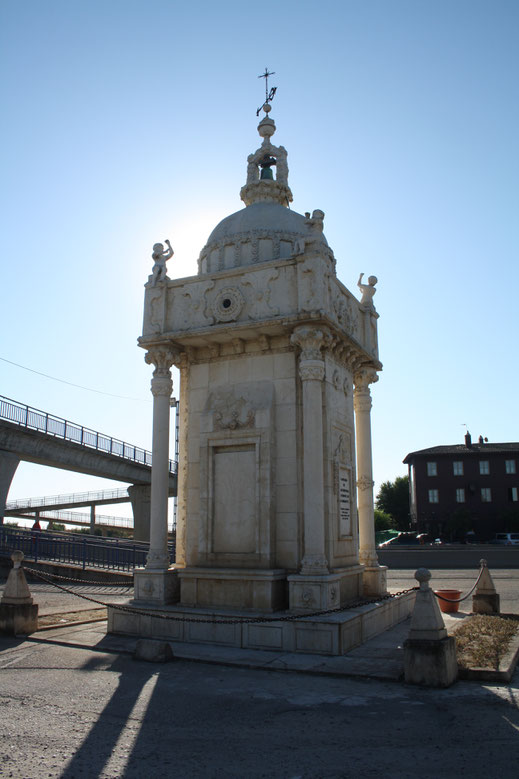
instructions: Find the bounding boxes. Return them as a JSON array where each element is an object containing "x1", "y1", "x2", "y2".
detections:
[
  {"x1": 0, "y1": 526, "x2": 175, "y2": 572},
  {"x1": 6, "y1": 487, "x2": 130, "y2": 511},
  {"x1": 0, "y1": 396, "x2": 176, "y2": 473}
]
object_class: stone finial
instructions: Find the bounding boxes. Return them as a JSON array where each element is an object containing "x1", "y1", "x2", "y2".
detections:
[{"x1": 473, "y1": 559, "x2": 500, "y2": 614}]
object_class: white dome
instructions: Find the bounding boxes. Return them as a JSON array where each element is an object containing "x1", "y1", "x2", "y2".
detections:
[{"x1": 198, "y1": 202, "x2": 329, "y2": 274}]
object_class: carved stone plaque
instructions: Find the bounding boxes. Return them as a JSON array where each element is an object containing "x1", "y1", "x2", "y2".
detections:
[{"x1": 338, "y1": 468, "x2": 351, "y2": 536}]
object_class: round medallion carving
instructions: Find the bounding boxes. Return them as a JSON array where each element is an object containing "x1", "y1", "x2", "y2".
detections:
[{"x1": 212, "y1": 287, "x2": 244, "y2": 322}]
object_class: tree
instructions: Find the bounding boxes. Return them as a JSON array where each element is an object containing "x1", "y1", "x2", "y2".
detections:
[
  {"x1": 375, "y1": 476, "x2": 410, "y2": 531},
  {"x1": 374, "y1": 510, "x2": 396, "y2": 532}
]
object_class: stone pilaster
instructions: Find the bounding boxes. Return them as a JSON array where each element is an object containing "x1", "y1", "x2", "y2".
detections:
[
  {"x1": 291, "y1": 326, "x2": 331, "y2": 576},
  {"x1": 174, "y1": 352, "x2": 189, "y2": 568},
  {"x1": 353, "y1": 367, "x2": 387, "y2": 596}
]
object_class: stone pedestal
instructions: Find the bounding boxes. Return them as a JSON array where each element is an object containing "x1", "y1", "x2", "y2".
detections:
[
  {"x1": 362, "y1": 565, "x2": 388, "y2": 599},
  {"x1": 178, "y1": 568, "x2": 287, "y2": 612},
  {"x1": 288, "y1": 566, "x2": 363, "y2": 613},
  {"x1": 133, "y1": 568, "x2": 179, "y2": 606}
]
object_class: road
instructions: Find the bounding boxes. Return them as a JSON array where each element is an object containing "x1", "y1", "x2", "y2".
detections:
[
  {"x1": 0, "y1": 633, "x2": 518, "y2": 779},
  {"x1": 0, "y1": 568, "x2": 518, "y2": 778}
]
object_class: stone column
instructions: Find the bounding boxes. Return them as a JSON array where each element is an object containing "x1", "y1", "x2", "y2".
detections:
[
  {"x1": 291, "y1": 327, "x2": 330, "y2": 576},
  {"x1": 145, "y1": 346, "x2": 176, "y2": 569},
  {"x1": 353, "y1": 367, "x2": 387, "y2": 596},
  {"x1": 133, "y1": 345, "x2": 180, "y2": 605}
]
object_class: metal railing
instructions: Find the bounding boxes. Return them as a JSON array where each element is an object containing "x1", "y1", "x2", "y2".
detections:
[
  {"x1": 6, "y1": 488, "x2": 130, "y2": 511},
  {"x1": 7, "y1": 510, "x2": 134, "y2": 528},
  {"x1": 0, "y1": 526, "x2": 175, "y2": 572},
  {"x1": 0, "y1": 396, "x2": 176, "y2": 473}
]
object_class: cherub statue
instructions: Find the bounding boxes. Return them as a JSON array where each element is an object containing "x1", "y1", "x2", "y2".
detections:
[
  {"x1": 357, "y1": 273, "x2": 378, "y2": 307},
  {"x1": 151, "y1": 239, "x2": 173, "y2": 286}
]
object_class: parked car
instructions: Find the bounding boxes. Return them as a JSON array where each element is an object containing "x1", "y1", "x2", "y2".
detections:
[
  {"x1": 378, "y1": 532, "x2": 420, "y2": 548},
  {"x1": 491, "y1": 532, "x2": 519, "y2": 546}
]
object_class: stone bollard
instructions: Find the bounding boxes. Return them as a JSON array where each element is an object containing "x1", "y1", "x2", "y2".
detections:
[
  {"x1": 472, "y1": 559, "x2": 500, "y2": 615},
  {"x1": 404, "y1": 568, "x2": 458, "y2": 687},
  {"x1": 0, "y1": 551, "x2": 39, "y2": 635}
]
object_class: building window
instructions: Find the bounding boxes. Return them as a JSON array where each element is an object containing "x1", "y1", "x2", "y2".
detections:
[
  {"x1": 456, "y1": 488, "x2": 465, "y2": 503},
  {"x1": 428, "y1": 489, "x2": 439, "y2": 503},
  {"x1": 479, "y1": 461, "x2": 490, "y2": 475},
  {"x1": 427, "y1": 462, "x2": 437, "y2": 477},
  {"x1": 509, "y1": 487, "x2": 518, "y2": 502},
  {"x1": 505, "y1": 460, "x2": 516, "y2": 475},
  {"x1": 481, "y1": 487, "x2": 492, "y2": 503},
  {"x1": 453, "y1": 461, "x2": 464, "y2": 476}
]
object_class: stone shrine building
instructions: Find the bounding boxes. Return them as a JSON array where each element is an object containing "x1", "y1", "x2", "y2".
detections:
[{"x1": 107, "y1": 105, "x2": 409, "y2": 655}]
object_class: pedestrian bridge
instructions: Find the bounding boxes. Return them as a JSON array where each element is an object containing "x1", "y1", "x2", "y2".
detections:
[{"x1": 0, "y1": 396, "x2": 177, "y2": 540}]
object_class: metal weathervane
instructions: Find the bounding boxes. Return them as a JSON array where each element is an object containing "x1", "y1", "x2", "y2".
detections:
[{"x1": 256, "y1": 68, "x2": 277, "y2": 116}]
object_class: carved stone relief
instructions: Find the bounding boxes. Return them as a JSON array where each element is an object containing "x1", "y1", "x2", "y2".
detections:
[{"x1": 240, "y1": 268, "x2": 280, "y2": 320}]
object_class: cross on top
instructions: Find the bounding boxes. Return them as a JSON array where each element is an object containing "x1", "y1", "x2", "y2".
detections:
[{"x1": 257, "y1": 68, "x2": 277, "y2": 116}]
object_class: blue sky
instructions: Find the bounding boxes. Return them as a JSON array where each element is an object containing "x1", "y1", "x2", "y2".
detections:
[{"x1": 1, "y1": 0, "x2": 518, "y2": 515}]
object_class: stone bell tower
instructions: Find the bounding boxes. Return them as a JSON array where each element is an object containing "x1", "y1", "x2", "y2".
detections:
[{"x1": 133, "y1": 100, "x2": 386, "y2": 615}]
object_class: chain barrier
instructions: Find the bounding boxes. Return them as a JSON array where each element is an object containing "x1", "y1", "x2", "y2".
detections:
[
  {"x1": 24, "y1": 566, "x2": 132, "y2": 588},
  {"x1": 23, "y1": 565, "x2": 417, "y2": 625},
  {"x1": 432, "y1": 564, "x2": 485, "y2": 603}
]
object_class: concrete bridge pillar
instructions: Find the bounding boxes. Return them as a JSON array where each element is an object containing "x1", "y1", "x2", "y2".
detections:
[
  {"x1": 127, "y1": 484, "x2": 151, "y2": 542},
  {"x1": 0, "y1": 450, "x2": 20, "y2": 524}
]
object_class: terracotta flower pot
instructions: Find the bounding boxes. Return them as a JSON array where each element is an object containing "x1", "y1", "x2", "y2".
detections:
[{"x1": 435, "y1": 589, "x2": 462, "y2": 614}]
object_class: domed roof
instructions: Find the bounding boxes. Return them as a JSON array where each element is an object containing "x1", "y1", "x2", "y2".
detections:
[
  {"x1": 197, "y1": 115, "x2": 329, "y2": 274},
  {"x1": 207, "y1": 201, "x2": 307, "y2": 244}
]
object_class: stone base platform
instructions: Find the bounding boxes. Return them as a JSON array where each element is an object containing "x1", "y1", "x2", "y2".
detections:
[{"x1": 107, "y1": 591, "x2": 415, "y2": 657}]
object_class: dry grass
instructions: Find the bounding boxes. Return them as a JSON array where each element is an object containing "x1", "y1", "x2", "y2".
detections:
[
  {"x1": 37, "y1": 608, "x2": 107, "y2": 627},
  {"x1": 453, "y1": 615, "x2": 518, "y2": 670}
]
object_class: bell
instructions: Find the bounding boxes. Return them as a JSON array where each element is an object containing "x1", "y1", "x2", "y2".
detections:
[{"x1": 260, "y1": 166, "x2": 274, "y2": 180}]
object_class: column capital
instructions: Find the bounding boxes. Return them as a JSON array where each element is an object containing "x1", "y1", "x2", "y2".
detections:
[
  {"x1": 353, "y1": 366, "x2": 379, "y2": 392},
  {"x1": 291, "y1": 325, "x2": 332, "y2": 361},
  {"x1": 145, "y1": 345, "x2": 181, "y2": 378}
]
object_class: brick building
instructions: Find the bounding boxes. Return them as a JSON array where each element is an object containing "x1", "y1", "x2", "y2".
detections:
[{"x1": 403, "y1": 433, "x2": 519, "y2": 540}]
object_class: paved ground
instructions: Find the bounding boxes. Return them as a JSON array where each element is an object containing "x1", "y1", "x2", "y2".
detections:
[{"x1": 0, "y1": 568, "x2": 518, "y2": 778}]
